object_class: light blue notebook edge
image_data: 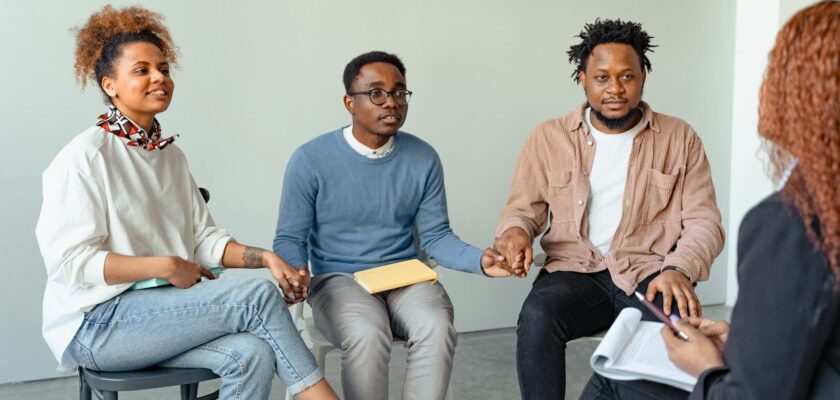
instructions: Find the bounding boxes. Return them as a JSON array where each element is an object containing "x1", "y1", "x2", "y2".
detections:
[{"x1": 128, "y1": 266, "x2": 226, "y2": 291}]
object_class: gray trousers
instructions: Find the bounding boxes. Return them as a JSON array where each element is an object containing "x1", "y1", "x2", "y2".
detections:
[{"x1": 308, "y1": 273, "x2": 457, "y2": 400}]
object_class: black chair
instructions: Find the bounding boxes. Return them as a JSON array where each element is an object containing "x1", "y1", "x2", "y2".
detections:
[
  {"x1": 80, "y1": 367, "x2": 219, "y2": 400},
  {"x1": 78, "y1": 187, "x2": 219, "y2": 400}
]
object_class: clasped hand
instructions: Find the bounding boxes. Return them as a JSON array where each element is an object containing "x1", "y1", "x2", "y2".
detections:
[
  {"x1": 264, "y1": 252, "x2": 309, "y2": 305},
  {"x1": 487, "y1": 227, "x2": 532, "y2": 278}
]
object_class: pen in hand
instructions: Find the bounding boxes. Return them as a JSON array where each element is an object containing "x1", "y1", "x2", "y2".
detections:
[{"x1": 634, "y1": 291, "x2": 689, "y2": 341}]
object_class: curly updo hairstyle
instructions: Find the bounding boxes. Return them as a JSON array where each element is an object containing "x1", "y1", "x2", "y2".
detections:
[
  {"x1": 73, "y1": 5, "x2": 178, "y2": 99},
  {"x1": 759, "y1": 1, "x2": 840, "y2": 283}
]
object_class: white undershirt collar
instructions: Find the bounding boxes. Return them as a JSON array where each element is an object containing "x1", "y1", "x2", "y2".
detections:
[{"x1": 342, "y1": 125, "x2": 394, "y2": 159}]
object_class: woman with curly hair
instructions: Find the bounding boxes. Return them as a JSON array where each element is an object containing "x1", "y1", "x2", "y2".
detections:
[
  {"x1": 35, "y1": 5, "x2": 337, "y2": 399},
  {"x1": 580, "y1": 2, "x2": 840, "y2": 399}
]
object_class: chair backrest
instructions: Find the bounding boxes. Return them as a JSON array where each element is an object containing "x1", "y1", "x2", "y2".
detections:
[{"x1": 199, "y1": 187, "x2": 210, "y2": 204}]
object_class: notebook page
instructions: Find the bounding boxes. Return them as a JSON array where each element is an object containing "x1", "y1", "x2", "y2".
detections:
[{"x1": 613, "y1": 321, "x2": 695, "y2": 386}]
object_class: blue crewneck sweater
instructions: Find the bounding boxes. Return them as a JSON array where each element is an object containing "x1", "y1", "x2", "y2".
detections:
[{"x1": 273, "y1": 128, "x2": 483, "y2": 276}]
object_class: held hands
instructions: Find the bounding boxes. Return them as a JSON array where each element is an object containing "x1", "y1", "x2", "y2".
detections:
[
  {"x1": 493, "y1": 227, "x2": 533, "y2": 278},
  {"x1": 263, "y1": 252, "x2": 309, "y2": 305},
  {"x1": 661, "y1": 318, "x2": 729, "y2": 378},
  {"x1": 481, "y1": 248, "x2": 525, "y2": 277},
  {"x1": 160, "y1": 256, "x2": 216, "y2": 289},
  {"x1": 646, "y1": 269, "x2": 701, "y2": 318}
]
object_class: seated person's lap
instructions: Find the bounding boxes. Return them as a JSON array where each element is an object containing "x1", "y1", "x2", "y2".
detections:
[
  {"x1": 520, "y1": 269, "x2": 682, "y2": 342},
  {"x1": 309, "y1": 274, "x2": 454, "y2": 346}
]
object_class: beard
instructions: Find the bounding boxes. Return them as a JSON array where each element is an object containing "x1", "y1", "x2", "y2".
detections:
[{"x1": 591, "y1": 107, "x2": 641, "y2": 131}]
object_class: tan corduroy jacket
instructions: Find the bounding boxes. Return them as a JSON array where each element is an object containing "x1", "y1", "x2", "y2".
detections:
[{"x1": 496, "y1": 102, "x2": 724, "y2": 294}]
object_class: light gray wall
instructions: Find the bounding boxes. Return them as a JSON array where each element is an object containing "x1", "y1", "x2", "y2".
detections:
[{"x1": 0, "y1": 0, "x2": 734, "y2": 383}]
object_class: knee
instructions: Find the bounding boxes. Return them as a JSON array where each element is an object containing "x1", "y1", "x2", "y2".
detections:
[
  {"x1": 341, "y1": 318, "x2": 392, "y2": 354},
  {"x1": 517, "y1": 297, "x2": 569, "y2": 343},
  {"x1": 410, "y1": 312, "x2": 457, "y2": 349},
  {"x1": 243, "y1": 278, "x2": 290, "y2": 310},
  {"x1": 249, "y1": 278, "x2": 282, "y2": 298}
]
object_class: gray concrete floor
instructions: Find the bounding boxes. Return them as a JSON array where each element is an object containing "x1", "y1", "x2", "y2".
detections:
[{"x1": 0, "y1": 305, "x2": 730, "y2": 400}]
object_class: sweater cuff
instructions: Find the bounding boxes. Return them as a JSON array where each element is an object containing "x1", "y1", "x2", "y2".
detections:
[
  {"x1": 274, "y1": 243, "x2": 308, "y2": 269},
  {"x1": 81, "y1": 250, "x2": 110, "y2": 286},
  {"x1": 468, "y1": 246, "x2": 485, "y2": 275}
]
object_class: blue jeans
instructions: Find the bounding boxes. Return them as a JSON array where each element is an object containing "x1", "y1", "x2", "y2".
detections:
[{"x1": 67, "y1": 277, "x2": 322, "y2": 399}]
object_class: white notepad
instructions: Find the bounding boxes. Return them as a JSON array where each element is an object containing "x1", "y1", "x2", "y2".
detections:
[{"x1": 590, "y1": 308, "x2": 697, "y2": 392}]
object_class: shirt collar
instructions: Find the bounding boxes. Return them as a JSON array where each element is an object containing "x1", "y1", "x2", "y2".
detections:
[
  {"x1": 778, "y1": 159, "x2": 798, "y2": 189},
  {"x1": 96, "y1": 105, "x2": 178, "y2": 151},
  {"x1": 342, "y1": 125, "x2": 395, "y2": 159}
]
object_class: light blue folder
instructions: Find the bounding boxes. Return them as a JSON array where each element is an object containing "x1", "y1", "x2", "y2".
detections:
[{"x1": 128, "y1": 266, "x2": 226, "y2": 291}]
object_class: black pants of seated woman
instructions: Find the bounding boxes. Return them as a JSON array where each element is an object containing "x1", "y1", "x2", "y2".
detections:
[{"x1": 516, "y1": 269, "x2": 685, "y2": 399}]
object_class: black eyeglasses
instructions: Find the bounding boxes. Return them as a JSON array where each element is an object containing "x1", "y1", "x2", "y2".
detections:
[{"x1": 348, "y1": 88, "x2": 412, "y2": 105}]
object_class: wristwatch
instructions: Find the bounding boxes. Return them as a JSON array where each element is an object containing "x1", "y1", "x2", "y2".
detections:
[{"x1": 663, "y1": 265, "x2": 691, "y2": 280}]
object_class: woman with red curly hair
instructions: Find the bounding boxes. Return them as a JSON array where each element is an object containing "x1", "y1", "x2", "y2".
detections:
[
  {"x1": 35, "y1": 5, "x2": 337, "y2": 399},
  {"x1": 580, "y1": 2, "x2": 840, "y2": 399}
]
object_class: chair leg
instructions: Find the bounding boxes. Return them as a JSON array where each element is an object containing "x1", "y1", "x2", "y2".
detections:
[
  {"x1": 445, "y1": 375, "x2": 455, "y2": 400},
  {"x1": 180, "y1": 382, "x2": 198, "y2": 400},
  {"x1": 314, "y1": 344, "x2": 329, "y2": 369},
  {"x1": 79, "y1": 371, "x2": 92, "y2": 400},
  {"x1": 102, "y1": 391, "x2": 118, "y2": 400}
]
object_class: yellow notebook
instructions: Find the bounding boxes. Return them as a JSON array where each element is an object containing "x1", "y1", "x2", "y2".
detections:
[{"x1": 353, "y1": 259, "x2": 438, "y2": 294}]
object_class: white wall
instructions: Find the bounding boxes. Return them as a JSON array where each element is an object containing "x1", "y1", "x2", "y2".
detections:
[
  {"x1": 0, "y1": 0, "x2": 735, "y2": 383},
  {"x1": 725, "y1": 0, "x2": 817, "y2": 305}
]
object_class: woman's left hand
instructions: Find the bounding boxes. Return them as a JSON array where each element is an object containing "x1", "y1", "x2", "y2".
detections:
[{"x1": 661, "y1": 320, "x2": 725, "y2": 378}]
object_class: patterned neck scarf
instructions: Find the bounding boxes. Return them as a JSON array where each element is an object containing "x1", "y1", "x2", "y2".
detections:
[{"x1": 96, "y1": 105, "x2": 178, "y2": 151}]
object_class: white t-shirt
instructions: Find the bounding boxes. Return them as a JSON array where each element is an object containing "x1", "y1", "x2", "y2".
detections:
[
  {"x1": 343, "y1": 125, "x2": 394, "y2": 159},
  {"x1": 35, "y1": 126, "x2": 232, "y2": 373},
  {"x1": 585, "y1": 108, "x2": 645, "y2": 255}
]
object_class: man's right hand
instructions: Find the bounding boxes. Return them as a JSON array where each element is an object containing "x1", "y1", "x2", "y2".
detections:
[
  {"x1": 494, "y1": 227, "x2": 533, "y2": 277},
  {"x1": 160, "y1": 256, "x2": 215, "y2": 289}
]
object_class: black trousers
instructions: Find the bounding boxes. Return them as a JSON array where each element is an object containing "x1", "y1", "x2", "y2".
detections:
[
  {"x1": 515, "y1": 268, "x2": 684, "y2": 400},
  {"x1": 579, "y1": 370, "x2": 689, "y2": 400}
]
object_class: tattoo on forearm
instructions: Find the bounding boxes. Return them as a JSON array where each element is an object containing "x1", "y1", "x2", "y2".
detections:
[{"x1": 242, "y1": 246, "x2": 267, "y2": 268}]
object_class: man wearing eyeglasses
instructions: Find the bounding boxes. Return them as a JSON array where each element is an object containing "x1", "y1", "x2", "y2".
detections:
[{"x1": 273, "y1": 51, "x2": 514, "y2": 400}]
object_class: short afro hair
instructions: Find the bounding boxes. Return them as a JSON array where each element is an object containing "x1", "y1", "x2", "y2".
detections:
[
  {"x1": 343, "y1": 51, "x2": 406, "y2": 93},
  {"x1": 73, "y1": 5, "x2": 178, "y2": 97},
  {"x1": 567, "y1": 19, "x2": 656, "y2": 83}
]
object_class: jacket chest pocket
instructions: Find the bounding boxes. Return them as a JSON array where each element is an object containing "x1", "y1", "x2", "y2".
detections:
[
  {"x1": 641, "y1": 167, "x2": 681, "y2": 223},
  {"x1": 547, "y1": 169, "x2": 575, "y2": 222}
]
